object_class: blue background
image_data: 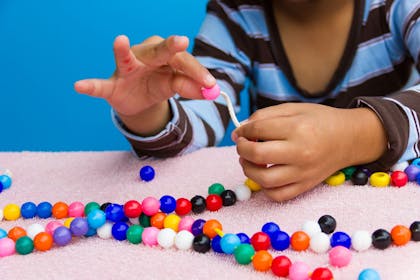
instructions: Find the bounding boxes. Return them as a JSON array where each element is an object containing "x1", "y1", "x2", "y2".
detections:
[{"x1": 0, "y1": 0, "x2": 240, "y2": 151}]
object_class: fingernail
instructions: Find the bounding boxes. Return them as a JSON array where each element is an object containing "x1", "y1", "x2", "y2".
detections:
[
  {"x1": 231, "y1": 131, "x2": 238, "y2": 143},
  {"x1": 204, "y1": 74, "x2": 216, "y2": 86},
  {"x1": 174, "y1": 35, "x2": 188, "y2": 44}
]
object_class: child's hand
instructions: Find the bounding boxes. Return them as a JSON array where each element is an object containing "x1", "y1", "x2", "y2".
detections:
[{"x1": 232, "y1": 103, "x2": 387, "y2": 201}]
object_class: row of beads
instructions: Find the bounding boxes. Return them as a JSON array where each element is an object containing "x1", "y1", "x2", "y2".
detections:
[{"x1": 0, "y1": 168, "x2": 13, "y2": 193}]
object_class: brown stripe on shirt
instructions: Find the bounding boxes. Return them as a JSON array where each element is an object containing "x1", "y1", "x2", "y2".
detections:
[
  {"x1": 214, "y1": 101, "x2": 230, "y2": 129},
  {"x1": 202, "y1": 119, "x2": 216, "y2": 146},
  {"x1": 358, "y1": 4, "x2": 390, "y2": 44}
]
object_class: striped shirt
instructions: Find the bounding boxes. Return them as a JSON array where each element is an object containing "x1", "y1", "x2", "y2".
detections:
[{"x1": 113, "y1": 0, "x2": 420, "y2": 171}]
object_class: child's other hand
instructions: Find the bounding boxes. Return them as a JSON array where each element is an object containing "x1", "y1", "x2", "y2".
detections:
[{"x1": 232, "y1": 103, "x2": 386, "y2": 201}]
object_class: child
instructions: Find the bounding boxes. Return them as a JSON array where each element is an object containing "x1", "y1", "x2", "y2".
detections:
[{"x1": 74, "y1": 0, "x2": 420, "y2": 201}]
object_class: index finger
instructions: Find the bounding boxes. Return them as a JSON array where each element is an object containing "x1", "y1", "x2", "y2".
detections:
[{"x1": 234, "y1": 117, "x2": 292, "y2": 141}]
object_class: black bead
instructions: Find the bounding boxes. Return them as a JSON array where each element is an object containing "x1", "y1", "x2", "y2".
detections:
[
  {"x1": 372, "y1": 229, "x2": 392, "y2": 249},
  {"x1": 351, "y1": 169, "x2": 369, "y2": 185},
  {"x1": 220, "y1": 190, "x2": 237, "y2": 206},
  {"x1": 317, "y1": 215, "x2": 337, "y2": 234},
  {"x1": 192, "y1": 234, "x2": 211, "y2": 253},
  {"x1": 410, "y1": 221, "x2": 420, "y2": 241},
  {"x1": 100, "y1": 202, "x2": 111, "y2": 212},
  {"x1": 190, "y1": 195, "x2": 206, "y2": 214}
]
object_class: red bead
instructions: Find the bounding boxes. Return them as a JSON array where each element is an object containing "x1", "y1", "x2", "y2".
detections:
[
  {"x1": 250, "y1": 231, "x2": 271, "y2": 251},
  {"x1": 175, "y1": 198, "x2": 192, "y2": 216},
  {"x1": 123, "y1": 200, "x2": 142, "y2": 218},
  {"x1": 271, "y1": 255, "x2": 292, "y2": 277},
  {"x1": 390, "y1": 171, "x2": 408, "y2": 187},
  {"x1": 206, "y1": 194, "x2": 223, "y2": 212},
  {"x1": 311, "y1": 267, "x2": 334, "y2": 280}
]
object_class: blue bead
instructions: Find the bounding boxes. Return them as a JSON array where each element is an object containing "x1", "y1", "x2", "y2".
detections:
[
  {"x1": 0, "y1": 183, "x2": 3, "y2": 193},
  {"x1": 70, "y1": 218, "x2": 89, "y2": 236},
  {"x1": 0, "y1": 175, "x2": 12, "y2": 190},
  {"x1": 159, "y1": 195, "x2": 177, "y2": 213},
  {"x1": 211, "y1": 235, "x2": 224, "y2": 253},
  {"x1": 84, "y1": 227, "x2": 97, "y2": 237},
  {"x1": 262, "y1": 222, "x2": 280, "y2": 238},
  {"x1": 331, "y1": 231, "x2": 352, "y2": 248},
  {"x1": 112, "y1": 222, "x2": 129, "y2": 241},
  {"x1": 412, "y1": 158, "x2": 420, "y2": 168},
  {"x1": 21, "y1": 202, "x2": 37, "y2": 219},
  {"x1": 220, "y1": 233, "x2": 241, "y2": 254},
  {"x1": 416, "y1": 173, "x2": 420, "y2": 185},
  {"x1": 0, "y1": 228, "x2": 7, "y2": 239},
  {"x1": 37, "y1": 201, "x2": 53, "y2": 218},
  {"x1": 105, "y1": 204, "x2": 125, "y2": 222},
  {"x1": 53, "y1": 226, "x2": 72, "y2": 246},
  {"x1": 358, "y1": 268, "x2": 381, "y2": 280},
  {"x1": 236, "y1": 232, "x2": 250, "y2": 244},
  {"x1": 271, "y1": 230, "x2": 290, "y2": 251},
  {"x1": 139, "y1": 165, "x2": 155, "y2": 182},
  {"x1": 87, "y1": 209, "x2": 106, "y2": 229},
  {"x1": 191, "y1": 219, "x2": 206, "y2": 236}
]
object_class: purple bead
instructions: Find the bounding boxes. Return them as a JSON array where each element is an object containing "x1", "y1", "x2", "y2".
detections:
[
  {"x1": 404, "y1": 165, "x2": 420, "y2": 181},
  {"x1": 53, "y1": 226, "x2": 72, "y2": 246},
  {"x1": 191, "y1": 219, "x2": 206, "y2": 236},
  {"x1": 70, "y1": 217, "x2": 89, "y2": 236}
]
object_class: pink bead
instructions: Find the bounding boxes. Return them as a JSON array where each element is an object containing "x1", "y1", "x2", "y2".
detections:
[
  {"x1": 178, "y1": 217, "x2": 195, "y2": 232},
  {"x1": 142, "y1": 226, "x2": 160, "y2": 247},
  {"x1": 0, "y1": 237, "x2": 16, "y2": 257},
  {"x1": 288, "y1": 261, "x2": 310, "y2": 280},
  {"x1": 142, "y1": 197, "x2": 160, "y2": 216},
  {"x1": 68, "y1": 202, "x2": 84, "y2": 217},
  {"x1": 201, "y1": 84, "x2": 220, "y2": 100},
  {"x1": 329, "y1": 245, "x2": 352, "y2": 267},
  {"x1": 45, "y1": 221, "x2": 63, "y2": 235}
]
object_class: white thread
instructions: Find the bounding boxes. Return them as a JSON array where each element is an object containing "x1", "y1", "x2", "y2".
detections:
[{"x1": 220, "y1": 91, "x2": 241, "y2": 128}]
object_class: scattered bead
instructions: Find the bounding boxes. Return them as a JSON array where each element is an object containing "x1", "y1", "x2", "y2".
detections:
[
  {"x1": 351, "y1": 230, "x2": 372, "y2": 251},
  {"x1": 358, "y1": 268, "x2": 381, "y2": 280},
  {"x1": 203, "y1": 219, "x2": 222, "y2": 239},
  {"x1": 0, "y1": 237, "x2": 16, "y2": 257},
  {"x1": 410, "y1": 221, "x2": 420, "y2": 241},
  {"x1": 157, "y1": 228, "x2": 176, "y2": 249},
  {"x1": 150, "y1": 212, "x2": 166, "y2": 229},
  {"x1": 68, "y1": 201, "x2": 85, "y2": 217},
  {"x1": 318, "y1": 215, "x2": 337, "y2": 234},
  {"x1": 0, "y1": 174, "x2": 12, "y2": 190},
  {"x1": 329, "y1": 245, "x2": 352, "y2": 267},
  {"x1": 271, "y1": 230, "x2": 290, "y2": 251},
  {"x1": 290, "y1": 231, "x2": 310, "y2": 251},
  {"x1": 142, "y1": 226, "x2": 159, "y2": 247},
  {"x1": 190, "y1": 195, "x2": 206, "y2": 214},
  {"x1": 4, "y1": 204, "x2": 21, "y2": 221},
  {"x1": 175, "y1": 198, "x2": 192, "y2": 216},
  {"x1": 191, "y1": 219, "x2": 206, "y2": 236},
  {"x1": 178, "y1": 216, "x2": 194, "y2": 232},
  {"x1": 126, "y1": 224, "x2": 144, "y2": 244},
  {"x1": 33, "y1": 232, "x2": 53, "y2": 251},
  {"x1": 325, "y1": 171, "x2": 345, "y2": 186},
  {"x1": 27, "y1": 223, "x2": 44, "y2": 239},
  {"x1": 174, "y1": 230, "x2": 194, "y2": 250},
  {"x1": 310, "y1": 232, "x2": 330, "y2": 253},
  {"x1": 84, "y1": 201, "x2": 100, "y2": 216},
  {"x1": 52, "y1": 202, "x2": 69, "y2": 219},
  {"x1": 330, "y1": 231, "x2": 351, "y2": 249},
  {"x1": 139, "y1": 165, "x2": 155, "y2": 182},
  {"x1": 351, "y1": 169, "x2": 369, "y2": 185},
  {"x1": 96, "y1": 222, "x2": 113, "y2": 239},
  {"x1": 208, "y1": 183, "x2": 225, "y2": 195},
  {"x1": 15, "y1": 236, "x2": 34, "y2": 255},
  {"x1": 311, "y1": 267, "x2": 334, "y2": 280},
  {"x1": 220, "y1": 233, "x2": 241, "y2": 254},
  {"x1": 390, "y1": 171, "x2": 408, "y2": 187},
  {"x1": 371, "y1": 229, "x2": 392, "y2": 250},
  {"x1": 53, "y1": 226, "x2": 72, "y2": 246},
  {"x1": 8, "y1": 226, "x2": 26, "y2": 242},
  {"x1": 341, "y1": 166, "x2": 356, "y2": 180},
  {"x1": 123, "y1": 200, "x2": 142, "y2": 218},
  {"x1": 163, "y1": 214, "x2": 181, "y2": 232},
  {"x1": 251, "y1": 231, "x2": 271, "y2": 251},
  {"x1": 370, "y1": 172, "x2": 390, "y2": 187},
  {"x1": 21, "y1": 202, "x2": 37, "y2": 219},
  {"x1": 271, "y1": 255, "x2": 292, "y2": 277},
  {"x1": 289, "y1": 261, "x2": 311, "y2": 280},
  {"x1": 391, "y1": 225, "x2": 411, "y2": 246},
  {"x1": 159, "y1": 195, "x2": 177, "y2": 213},
  {"x1": 206, "y1": 194, "x2": 223, "y2": 212},
  {"x1": 142, "y1": 197, "x2": 160, "y2": 216},
  {"x1": 220, "y1": 190, "x2": 237, "y2": 206},
  {"x1": 404, "y1": 164, "x2": 420, "y2": 181},
  {"x1": 262, "y1": 222, "x2": 281, "y2": 238},
  {"x1": 234, "y1": 184, "x2": 252, "y2": 201},
  {"x1": 252, "y1": 250, "x2": 273, "y2": 272},
  {"x1": 192, "y1": 233, "x2": 211, "y2": 253},
  {"x1": 302, "y1": 220, "x2": 322, "y2": 238},
  {"x1": 245, "y1": 178, "x2": 261, "y2": 191},
  {"x1": 234, "y1": 243, "x2": 255, "y2": 264}
]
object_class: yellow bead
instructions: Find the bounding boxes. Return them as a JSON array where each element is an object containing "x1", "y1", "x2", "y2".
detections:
[
  {"x1": 163, "y1": 213, "x2": 181, "y2": 232},
  {"x1": 370, "y1": 172, "x2": 390, "y2": 187},
  {"x1": 245, "y1": 178, "x2": 261, "y2": 192},
  {"x1": 3, "y1": 204, "x2": 21, "y2": 220},
  {"x1": 64, "y1": 217, "x2": 75, "y2": 228},
  {"x1": 325, "y1": 171, "x2": 346, "y2": 186}
]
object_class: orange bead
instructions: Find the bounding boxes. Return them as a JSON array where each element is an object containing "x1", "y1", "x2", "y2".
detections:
[
  {"x1": 8, "y1": 226, "x2": 27, "y2": 241},
  {"x1": 391, "y1": 225, "x2": 411, "y2": 246},
  {"x1": 52, "y1": 201, "x2": 69, "y2": 219},
  {"x1": 203, "y1": 219, "x2": 223, "y2": 239},
  {"x1": 290, "y1": 231, "x2": 310, "y2": 251},
  {"x1": 151, "y1": 212, "x2": 166, "y2": 229},
  {"x1": 34, "y1": 232, "x2": 53, "y2": 251},
  {"x1": 252, "y1": 250, "x2": 273, "y2": 272}
]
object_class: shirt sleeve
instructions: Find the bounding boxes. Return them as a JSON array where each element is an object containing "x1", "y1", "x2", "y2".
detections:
[{"x1": 349, "y1": 0, "x2": 420, "y2": 171}]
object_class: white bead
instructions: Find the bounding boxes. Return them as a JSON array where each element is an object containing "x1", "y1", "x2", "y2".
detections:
[
  {"x1": 234, "y1": 184, "x2": 252, "y2": 201},
  {"x1": 0, "y1": 209, "x2": 3, "y2": 220},
  {"x1": 302, "y1": 220, "x2": 321, "y2": 237},
  {"x1": 174, "y1": 230, "x2": 194, "y2": 250},
  {"x1": 97, "y1": 222, "x2": 113, "y2": 239},
  {"x1": 27, "y1": 223, "x2": 44, "y2": 239},
  {"x1": 310, "y1": 232, "x2": 330, "y2": 253},
  {"x1": 352, "y1": 230, "x2": 372, "y2": 251},
  {"x1": 129, "y1": 217, "x2": 140, "y2": 225},
  {"x1": 390, "y1": 161, "x2": 409, "y2": 172},
  {"x1": 157, "y1": 228, "x2": 176, "y2": 249}
]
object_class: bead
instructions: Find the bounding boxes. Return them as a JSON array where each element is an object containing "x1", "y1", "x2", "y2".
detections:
[
  {"x1": 52, "y1": 201, "x2": 69, "y2": 219},
  {"x1": 220, "y1": 233, "x2": 241, "y2": 254},
  {"x1": 105, "y1": 203, "x2": 125, "y2": 222},
  {"x1": 271, "y1": 255, "x2": 292, "y2": 277},
  {"x1": 96, "y1": 222, "x2": 113, "y2": 239},
  {"x1": 234, "y1": 243, "x2": 255, "y2": 264},
  {"x1": 0, "y1": 237, "x2": 15, "y2": 257},
  {"x1": 142, "y1": 226, "x2": 160, "y2": 247},
  {"x1": 262, "y1": 222, "x2": 281, "y2": 238},
  {"x1": 175, "y1": 198, "x2": 192, "y2": 216},
  {"x1": 290, "y1": 231, "x2": 310, "y2": 251},
  {"x1": 206, "y1": 194, "x2": 223, "y2": 211},
  {"x1": 211, "y1": 235, "x2": 224, "y2": 253},
  {"x1": 208, "y1": 183, "x2": 225, "y2": 195},
  {"x1": 390, "y1": 161, "x2": 409, "y2": 171},
  {"x1": 358, "y1": 268, "x2": 381, "y2": 280},
  {"x1": 371, "y1": 229, "x2": 392, "y2": 249},
  {"x1": 45, "y1": 221, "x2": 63, "y2": 235},
  {"x1": 318, "y1": 215, "x2": 337, "y2": 234},
  {"x1": 0, "y1": 174, "x2": 12, "y2": 190},
  {"x1": 68, "y1": 201, "x2": 84, "y2": 217},
  {"x1": 412, "y1": 158, "x2": 420, "y2": 167},
  {"x1": 234, "y1": 184, "x2": 252, "y2": 201},
  {"x1": 27, "y1": 223, "x2": 44, "y2": 239},
  {"x1": 139, "y1": 213, "x2": 151, "y2": 227},
  {"x1": 325, "y1": 171, "x2": 345, "y2": 186},
  {"x1": 87, "y1": 209, "x2": 106, "y2": 229},
  {"x1": 329, "y1": 245, "x2": 352, "y2": 267},
  {"x1": 252, "y1": 250, "x2": 273, "y2": 272},
  {"x1": 178, "y1": 216, "x2": 194, "y2": 232},
  {"x1": 404, "y1": 164, "x2": 420, "y2": 181},
  {"x1": 244, "y1": 178, "x2": 261, "y2": 191},
  {"x1": 21, "y1": 202, "x2": 37, "y2": 219},
  {"x1": 100, "y1": 202, "x2": 111, "y2": 212},
  {"x1": 203, "y1": 219, "x2": 223, "y2": 239},
  {"x1": 191, "y1": 219, "x2": 206, "y2": 236},
  {"x1": 142, "y1": 197, "x2": 160, "y2": 216},
  {"x1": 0, "y1": 228, "x2": 7, "y2": 239},
  {"x1": 4, "y1": 203, "x2": 21, "y2": 220},
  {"x1": 341, "y1": 166, "x2": 356, "y2": 180},
  {"x1": 201, "y1": 84, "x2": 220, "y2": 100},
  {"x1": 390, "y1": 171, "x2": 408, "y2": 187},
  {"x1": 417, "y1": 173, "x2": 420, "y2": 185},
  {"x1": 53, "y1": 226, "x2": 72, "y2": 246},
  {"x1": 311, "y1": 267, "x2": 334, "y2": 280},
  {"x1": 310, "y1": 232, "x2": 330, "y2": 253},
  {"x1": 157, "y1": 228, "x2": 176, "y2": 249},
  {"x1": 330, "y1": 231, "x2": 351, "y2": 249},
  {"x1": 174, "y1": 230, "x2": 194, "y2": 250},
  {"x1": 84, "y1": 227, "x2": 97, "y2": 237},
  {"x1": 190, "y1": 195, "x2": 206, "y2": 214},
  {"x1": 8, "y1": 226, "x2": 26, "y2": 242},
  {"x1": 302, "y1": 220, "x2": 322, "y2": 237},
  {"x1": 139, "y1": 165, "x2": 155, "y2": 182},
  {"x1": 84, "y1": 201, "x2": 100, "y2": 216},
  {"x1": 237, "y1": 232, "x2": 250, "y2": 244},
  {"x1": 370, "y1": 172, "x2": 390, "y2": 187},
  {"x1": 126, "y1": 225, "x2": 144, "y2": 244},
  {"x1": 64, "y1": 217, "x2": 75, "y2": 228},
  {"x1": 391, "y1": 225, "x2": 411, "y2": 246},
  {"x1": 410, "y1": 221, "x2": 420, "y2": 241},
  {"x1": 163, "y1": 213, "x2": 181, "y2": 232},
  {"x1": 0, "y1": 209, "x2": 3, "y2": 221},
  {"x1": 289, "y1": 261, "x2": 311, "y2": 280},
  {"x1": 33, "y1": 232, "x2": 53, "y2": 251},
  {"x1": 192, "y1": 233, "x2": 211, "y2": 253},
  {"x1": 70, "y1": 217, "x2": 89, "y2": 236},
  {"x1": 159, "y1": 195, "x2": 177, "y2": 213},
  {"x1": 112, "y1": 222, "x2": 129, "y2": 241},
  {"x1": 271, "y1": 230, "x2": 290, "y2": 251},
  {"x1": 15, "y1": 236, "x2": 34, "y2": 255},
  {"x1": 123, "y1": 200, "x2": 142, "y2": 218},
  {"x1": 150, "y1": 212, "x2": 166, "y2": 229},
  {"x1": 220, "y1": 190, "x2": 237, "y2": 206},
  {"x1": 251, "y1": 231, "x2": 271, "y2": 251},
  {"x1": 351, "y1": 169, "x2": 369, "y2": 185},
  {"x1": 351, "y1": 230, "x2": 372, "y2": 251}
]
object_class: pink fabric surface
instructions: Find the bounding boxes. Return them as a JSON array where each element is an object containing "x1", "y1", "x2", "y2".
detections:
[{"x1": 0, "y1": 147, "x2": 419, "y2": 280}]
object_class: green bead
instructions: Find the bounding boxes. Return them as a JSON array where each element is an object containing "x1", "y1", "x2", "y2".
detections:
[
  {"x1": 208, "y1": 183, "x2": 225, "y2": 195},
  {"x1": 127, "y1": 225, "x2": 144, "y2": 244},
  {"x1": 139, "y1": 213, "x2": 151, "y2": 227},
  {"x1": 234, "y1": 243, "x2": 255, "y2": 265},
  {"x1": 342, "y1": 166, "x2": 356, "y2": 180},
  {"x1": 15, "y1": 236, "x2": 34, "y2": 255},
  {"x1": 84, "y1": 202, "x2": 100, "y2": 216}
]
